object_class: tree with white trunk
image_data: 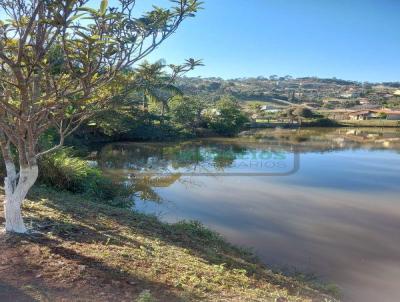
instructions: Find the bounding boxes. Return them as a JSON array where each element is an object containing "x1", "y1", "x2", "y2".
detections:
[{"x1": 0, "y1": 0, "x2": 201, "y2": 233}]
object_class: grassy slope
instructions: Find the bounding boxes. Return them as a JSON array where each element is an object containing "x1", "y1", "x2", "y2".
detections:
[{"x1": 0, "y1": 186, "x2": 337, "y2": 302}]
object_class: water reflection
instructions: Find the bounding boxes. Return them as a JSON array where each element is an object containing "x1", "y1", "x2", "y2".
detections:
[
  {"x1": 98, "y1": 140, "x2": 298, "y2": 175},
  {"x1": 97, "y1": 128, "x2": 400, "y2": 302}
]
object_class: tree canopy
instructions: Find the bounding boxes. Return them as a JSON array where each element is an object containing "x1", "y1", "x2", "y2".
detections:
[{"x1": 0, "y1": 0, "x2": 201, "y2": 233}]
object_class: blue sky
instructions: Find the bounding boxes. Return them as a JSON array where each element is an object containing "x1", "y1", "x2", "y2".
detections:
[
  {"x1": 128, "y1": 0, "x2": 400, "y2": 82},
  {"x1": 1, "y1": 1, "x2": 398, "y2": 81}
]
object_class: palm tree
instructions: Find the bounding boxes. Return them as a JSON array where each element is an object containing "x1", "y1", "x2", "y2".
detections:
[
  {"x1": 134, "y1": 59, "x2": 203, "y2": 123},
  {"x1": 135, "y1": 61, "x2": 181, "y2": 123}
]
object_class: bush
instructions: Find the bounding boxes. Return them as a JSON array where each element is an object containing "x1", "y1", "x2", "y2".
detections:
[
  {"x1": 38, "y1": 148, "x2": 131, "y2": 207},
  {"x1": 305, "y1": 118, "x2": 339, "y2": 127},
  {"x1": 293, "y1": 106, "x2": 315, "y2": 118},
  {"x1": 168, "y1": 95, "x2": 206, "y2": 132},
  {"x1": 172, "y1": 220, "x2": 222, "y2": 242},
  {"x1": 136, "y1": 290, "x2": 157, "y2": 302},
  {"x1": 206, "y1": 97, "x2": 248, "y2": 136},
  {"x1": 71, "y1": 109, "x2": 189, "y2": 144}
]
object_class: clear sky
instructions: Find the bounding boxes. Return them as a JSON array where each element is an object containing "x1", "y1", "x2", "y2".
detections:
[{"x1": 128, "y1": 0, "x2": 399, "y2": 82}]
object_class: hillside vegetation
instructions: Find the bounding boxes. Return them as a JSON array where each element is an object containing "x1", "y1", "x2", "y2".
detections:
[{"x1": 176, "y1": 77, "x2": 400, "y2": 110}]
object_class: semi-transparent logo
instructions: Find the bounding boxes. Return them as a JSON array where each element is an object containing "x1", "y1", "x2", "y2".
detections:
[{"x1": 136, "y1": 148, "x2": 300, "y2": 176}]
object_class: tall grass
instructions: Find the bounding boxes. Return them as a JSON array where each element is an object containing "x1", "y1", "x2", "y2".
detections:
[{"x1": 38, "y1": 148, "x2": 132, "y2": 207}]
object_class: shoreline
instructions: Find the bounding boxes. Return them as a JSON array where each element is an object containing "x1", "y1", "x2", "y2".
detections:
[
  {"x1": 0, "y1": 186, "x2": 339, "y2": 302},
  {"x1": 248, "y1": 121, "x2": 400, "y2": 129}
]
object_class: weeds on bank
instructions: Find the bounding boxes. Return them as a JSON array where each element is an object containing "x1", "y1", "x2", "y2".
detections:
[{"x1": 15, "y1": 186, "x2": 339, "y2": 302}]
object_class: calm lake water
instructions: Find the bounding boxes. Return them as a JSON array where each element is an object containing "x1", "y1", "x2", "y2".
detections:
[{"x1": 96, "y1": 128, "x2": 400, "y2": 302}]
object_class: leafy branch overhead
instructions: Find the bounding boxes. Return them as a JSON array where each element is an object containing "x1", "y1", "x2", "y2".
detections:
[
  {"x1": 0, "y1": 0, "x2": 201, "y2": 233},
  {"x1": 0, "y1": 0, "x2": 202, "y2": 164}
]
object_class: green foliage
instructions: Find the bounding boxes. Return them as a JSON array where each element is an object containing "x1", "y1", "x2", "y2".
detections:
[
  {"x1": 168, "y1": 95, "x2": 208, "y2": 131},
  {"x1": 342, "y1": 100, "x2": 360, "y2": 108},
  {"x1": 134, "y1": 60, "x2": 183, "y2": 113},
  {"x1": 0, "y1": 0, "x2": 202, "y2": 173},
  {"x1": 173, "y1": 220, "x2": 223, "y2": 242},
  {"x1": 133, "y1": 60, "x2": 202, "y2": 118},
  {"x1": 292, "y1": 107, "x2": 315, "y2": 118},
  {"x1": 76, "y1": 111, "x2": 186, "y2": 143},
  {"x1": 169, "y1": 96, "x2": 196, "y2": 128},
  {"x1": 38, "y1": 148, "x2": 131, "y2": 207},
  {"x1": 283, "y1": 106, "x2": 314, "y2": 119},
  {"x1": 136, "y1": 290, "x2": 158, "y2": 302},
  {"x1": 206, "y1": 97, "x2": 249, "y2": 136},
  {"x1": 68, "y1": 58, "x2": 206, "y2": 143},
  {"x1": 306, "y1": 118, "x2": 338, "y2": 127},
  {"x1": 38, "y1": 148, "x2": 98, "y2": 193}
]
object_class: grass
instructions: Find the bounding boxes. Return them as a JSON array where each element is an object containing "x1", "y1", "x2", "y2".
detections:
[
  {"x1": 337, "y1": 120, "x2": 400, "y2": 127},
  {"x1": 252, "y1": 119, "x2": 400, "y2": 128},
  {"x1": 0, "y1": 186, "x2": 338, "y2": 302},
  {"x1": 243, "y1": 100, "x2": 286, "y2": 108},
  {"x1": 37, "y1": 148, "x2": 131, "y2": 206}
]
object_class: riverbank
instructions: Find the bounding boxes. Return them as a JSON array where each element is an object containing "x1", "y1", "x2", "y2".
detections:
[
  {"x1": 249, "y1": 119, "x2": 400, "y2": 129},
  {"x1": 336, "y1": 119, "x2": 400, "y2": 127},
  {"x1": 0, "y1": 186, "x2": 337, "y2": 302}
]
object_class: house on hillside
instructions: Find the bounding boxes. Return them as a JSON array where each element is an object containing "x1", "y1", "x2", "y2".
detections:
[
  {"x1": 326, "y1": 109, "x2": 351, "y2": 120},
  {"x1": 348, "y1": 110, "x2": 380, "y2": 120},
  {"x1": 260, "y1": 105, "x2": 282, "y2": 113},
  {"x1": 339, "y1": 93, "x2": 354, "y2": 99},
  {"x1": 260, "y1": 105, "x2": 275, "y2": 110},
  {"x1": 348, "y1": 110, "x2": 400, "y2": 121},
  {"x1": 358, "y1": 98, "x2": 370, "y2": 105},
  {"x1": 350, "y1": 104, "x2": 381, "y2": 111},
  {"x1": 385, "y1": 111, "x2": 400, "y2": 120}
]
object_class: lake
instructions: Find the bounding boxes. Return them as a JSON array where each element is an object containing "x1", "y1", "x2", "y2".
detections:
[{"x1": 96, "y1": 128, "x2": 400, "y2": 302}]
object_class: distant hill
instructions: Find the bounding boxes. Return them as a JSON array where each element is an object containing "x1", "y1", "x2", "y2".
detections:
[{"x1": 176, "y1": 77, "x2": 400, "y2": 110}]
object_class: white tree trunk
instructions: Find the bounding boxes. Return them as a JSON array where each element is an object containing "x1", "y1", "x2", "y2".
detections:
[{"x1": 4, "y1": 164, "x2": 38, "y2": 233}]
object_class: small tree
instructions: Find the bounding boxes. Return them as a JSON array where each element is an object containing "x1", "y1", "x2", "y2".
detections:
[
  {"x1": 133, "y1": 59, "x2": 202, "y2": 120},
  {"x1": 169, "y1": 95, "x2": 209, "y2": 131},
  {"x1": 169, "y1": 96, "x2": 197, "y2": 130},
  {"x1": 206, "y1": 97, "x2": 248, "y2": 136},
  {"x1": 282, "y1": 106, "x2": 315, "y2": 124},
  {"x1": 292, "y1": 107, "x2": 315, "y2": 119},
  {"x1": 0, "y1": 0, "x2": 200, "y2": 233}
]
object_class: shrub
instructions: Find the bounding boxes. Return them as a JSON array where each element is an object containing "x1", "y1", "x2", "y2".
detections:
[
  {"x1": 38, "y1": 148, "x2": 131, "y2": 207},
  {"x1": 136, "y1": 290, "x2": 157, "y2": 302},
  {"x1": 168, "y1": 95, "x2": 207, "y2": 132},
  {"x1": 293, "y1": 106, "x2": 315, "y2": 118},
  {"x1": 172, "y1": 220, "x2": 223, "y2": 242},
  {"x1": 307, "y1": 118, "x2": 339, "y2": 127},
  {"x1": 206, "y1": 97, "x2": 248, "y2": 136}
]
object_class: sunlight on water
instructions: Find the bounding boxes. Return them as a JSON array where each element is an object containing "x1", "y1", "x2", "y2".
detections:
[{"x1": 97, "y1": 128, "x2": 400, "y2": 302}]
